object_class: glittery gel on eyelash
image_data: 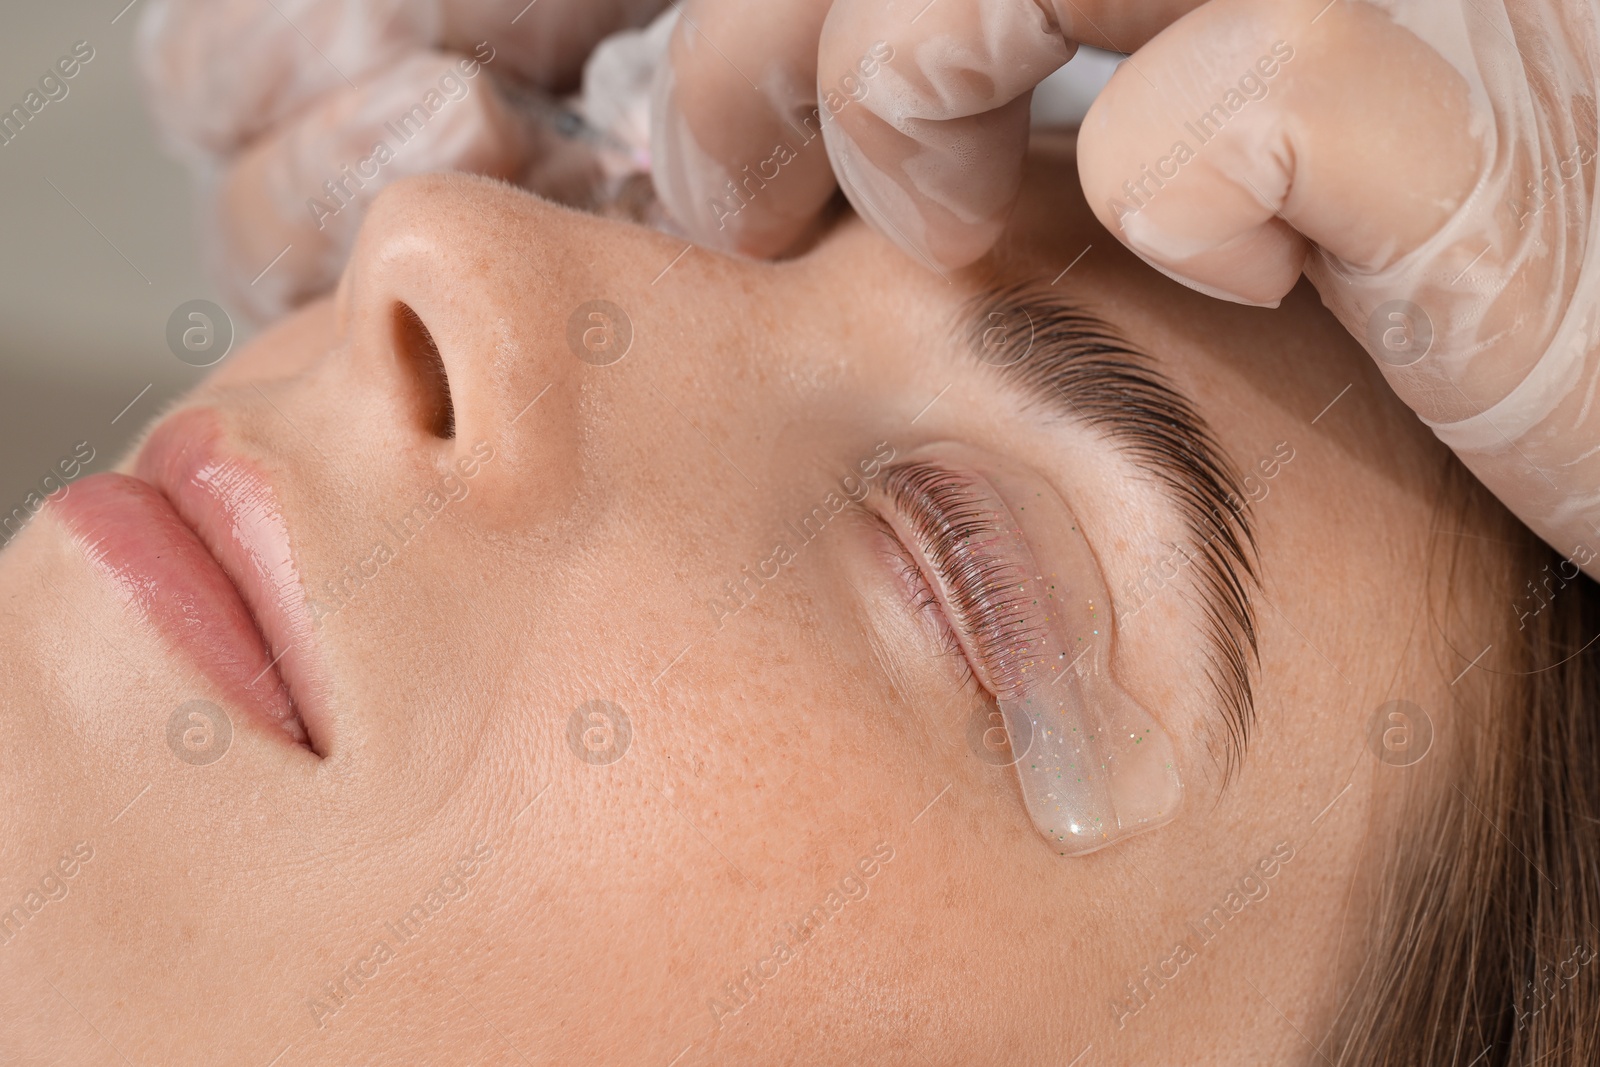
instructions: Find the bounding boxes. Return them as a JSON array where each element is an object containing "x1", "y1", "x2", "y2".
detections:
[{"x1": 889, "y1": 443, "x2": 1182, "y2": 855}]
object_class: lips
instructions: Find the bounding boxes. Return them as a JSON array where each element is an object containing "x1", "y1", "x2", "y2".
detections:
[{"x1": 50, "y1": 408, "x2": 325, "y2": 753}]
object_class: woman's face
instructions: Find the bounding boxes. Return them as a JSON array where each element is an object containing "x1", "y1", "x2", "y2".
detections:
[{"x1": 1, "y1": 135, "x2": 1465, "y2": 1064}]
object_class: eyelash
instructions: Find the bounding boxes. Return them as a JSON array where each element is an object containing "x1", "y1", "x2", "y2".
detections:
[{"x1": 875, "y1": 462, "x2": 1044, "y2": 698}]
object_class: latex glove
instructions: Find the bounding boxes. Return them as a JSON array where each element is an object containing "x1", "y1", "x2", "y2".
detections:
[
  {"x1": 652, "y1": 0, "x2": 1600, "y2": 582},
  {"x1": 137, "y1": 0, "x2": 666, "y2": 322},
  {"x1": 648, "y1": 0, "x2": 1202, "y2": 260},
  {"x1": 1076, "y1": 0, "x2": 1600, "y2": 582}
]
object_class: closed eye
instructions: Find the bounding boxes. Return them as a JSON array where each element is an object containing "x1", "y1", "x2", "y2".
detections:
[
  {"x1": 961, "y1": 282, "x2": 1261, "y2": 785},
  {"x1": 870, "y1": 460, "x2": 1047, "y2": 703}
]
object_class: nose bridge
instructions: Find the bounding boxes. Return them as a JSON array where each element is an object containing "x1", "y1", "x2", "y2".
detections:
[{"x1": 331, "y1": 173, "x2": 585, "y2": 517}]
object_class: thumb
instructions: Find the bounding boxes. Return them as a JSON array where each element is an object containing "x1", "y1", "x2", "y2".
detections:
[
  {"x1": 1076, "y1": 0, "x2": 1479, "y2": 307},
  {"x1": 1081, "y1": 0, "x2": 1600, "y2": 582}
]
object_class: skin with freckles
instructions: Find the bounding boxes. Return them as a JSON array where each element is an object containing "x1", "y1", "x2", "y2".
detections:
[
  {"x1": 650, "y1": 0, "x2": 1600, "y2": 585},
  {"x1": 0, "y1": 135, "x2": 1510, "y2": 1064}
]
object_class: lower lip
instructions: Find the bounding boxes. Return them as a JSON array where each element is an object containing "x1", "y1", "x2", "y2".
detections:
[{"x1": 49, "y1": 471, "x2": 312, "y2": 749}]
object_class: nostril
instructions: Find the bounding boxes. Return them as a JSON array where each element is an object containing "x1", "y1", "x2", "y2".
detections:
[{"x1": 392, "y1": 302, "x2": 455, "y2": 440}]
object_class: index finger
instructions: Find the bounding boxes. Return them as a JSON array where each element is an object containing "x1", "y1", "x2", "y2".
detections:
[{"x1": 815, "y1": 0, "x2": 1205, "y2": 272}]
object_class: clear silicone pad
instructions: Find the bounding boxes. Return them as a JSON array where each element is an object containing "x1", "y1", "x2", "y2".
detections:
[{"x1": 902, "y1": 444, "x2": 1182, "y2": 855}]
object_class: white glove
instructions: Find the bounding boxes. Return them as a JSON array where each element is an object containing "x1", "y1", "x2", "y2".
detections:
[
  {"x1": 651, "y1": 0, "x2": 1600, "y2": 581},
  {"x1": 137, "y1": 0, "x2": 666, "y2": 322}
]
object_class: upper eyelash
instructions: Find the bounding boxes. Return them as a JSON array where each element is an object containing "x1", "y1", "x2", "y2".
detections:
[
  {"x1": 875, "y1": 519, "x2": 978, "y2": 688},
  {"x1": 878, "y1": 461, "x2": 1044, "y2": 698}
]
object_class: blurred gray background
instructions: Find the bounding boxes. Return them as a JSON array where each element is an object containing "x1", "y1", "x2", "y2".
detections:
[{"x1": 0, "y1": 0, "x2": 228, "y2": 512}]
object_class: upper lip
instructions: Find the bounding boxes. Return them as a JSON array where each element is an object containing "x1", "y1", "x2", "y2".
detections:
[{"x1": 135, "y1": 407, "x2": 329, "y2": 753}]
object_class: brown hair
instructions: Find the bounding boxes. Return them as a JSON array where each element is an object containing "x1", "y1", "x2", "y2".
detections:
[{"x1": 1328, "y1": 460, "x2": 1600, "y2": 1063}]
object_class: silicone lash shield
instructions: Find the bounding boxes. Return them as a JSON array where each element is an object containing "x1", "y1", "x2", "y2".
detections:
[{"x1": 901, "y1": 445, "x2": 1182, "y2": 855}]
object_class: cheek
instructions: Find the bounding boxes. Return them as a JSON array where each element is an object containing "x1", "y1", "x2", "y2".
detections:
[{"x1": 207, "y1": 299, "x2": 336, "y2": 388}]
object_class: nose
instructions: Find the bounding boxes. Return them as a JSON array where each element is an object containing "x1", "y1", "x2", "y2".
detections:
[{"x1": 332, "y1": 173, "x2": 584, "y2": 507}]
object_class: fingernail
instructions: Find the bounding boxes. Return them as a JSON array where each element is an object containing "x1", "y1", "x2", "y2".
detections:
[
  {"x1": 823, "y1": 118, "x2": 1008, "y2": 274},
  {"x1": 823, "y1": 122, "x2": 947, "y2": 272},
  {"x1": 1125, "y1": 247, "x2": 1283, "y2": 308}
]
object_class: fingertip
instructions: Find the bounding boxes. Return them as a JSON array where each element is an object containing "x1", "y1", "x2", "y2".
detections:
[
  {"x1": 815, "y1": 0, "x2": 1069, "y2": 275},
  {"x1": 138, "y1": 0, "x2": 438, "y2": 159},
  {"x1": 1120, "y1": 210, "x2": 1306, "y2": 306},
  {"x1": 647, "y1": 2, "x2": 841, "y2": 258},
  {"x1": 1129, "y1": 247, "x2": 1287, "y2": 307},
  {"x1": 1078, "y1": 62, "x2": 1305, "y2": 308},
  {"x1": 648, "y1": 60, "x2": 740, "y2": 252},
  {"x1": 825, "y1": 122, "x2": 1004, "y2": 273}
]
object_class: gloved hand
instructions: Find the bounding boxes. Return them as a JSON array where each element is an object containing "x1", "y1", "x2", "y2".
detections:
[
  {"x1": 651, "y1": 0, "x2": 1600, "y2": 582},
  {"x1": 137, "y1": 0, "x2": 666, "y2": 322},
  {"x1": 648, "y1": 0, "x2": 1202, "y2": 260}
]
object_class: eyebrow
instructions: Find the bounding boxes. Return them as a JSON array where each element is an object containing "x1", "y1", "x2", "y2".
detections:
[{"x1": 959, "y1": 282, "x2": 1261, "y2": 786}]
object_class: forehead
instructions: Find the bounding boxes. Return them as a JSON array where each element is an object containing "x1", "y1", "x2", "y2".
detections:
[
  {"x1": 923, "y1": 134, "x2": 1453, "y2": 586},
  {"x1": 991, "y1": 135, "x2": 1410, "y2": 465}
]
